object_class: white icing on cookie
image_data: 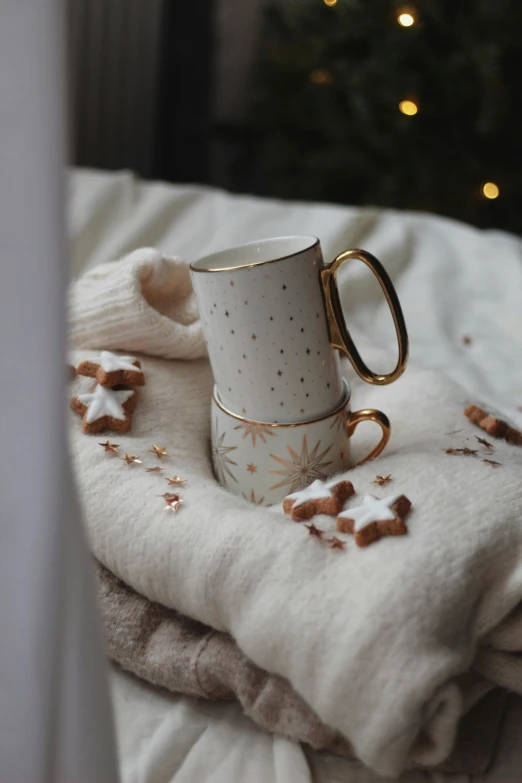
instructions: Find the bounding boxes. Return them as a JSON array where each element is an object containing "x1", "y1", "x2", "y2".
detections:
[
  {"x1": 286, "y1": 479, "x2": 332, "y2": 508},
  {"x1": 77, "y1": 385, "x2": 134, "y2": 424},
  {"x1": 338, "y1": 494, "x2": 400, "y2": 532},
  {"x1": 97, "y1": 351, "x2": 139, "y2": 374}
]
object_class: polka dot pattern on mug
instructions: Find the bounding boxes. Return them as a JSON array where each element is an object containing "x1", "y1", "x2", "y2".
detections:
[{"x1": 192, "y1": 242, "x2": 345, "y2": 423}]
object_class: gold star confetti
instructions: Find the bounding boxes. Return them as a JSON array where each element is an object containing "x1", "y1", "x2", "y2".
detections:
[
  {"x1": 149, "y1": 444, "x2": 169, "y2": 459},
  {"x1": 462, "y1": 335, "x2": 472, "y2": 345},
  {"x1": 327, "y1": 536, "x2": 346, "y2": 551},
  {"x1": 482, "y1": 458, "x2": 502, "y2": 468},
  {"x1": 475, "y1": 436, "x2": 494, "y2": 450},
  {"x1": 99, "y1": 440, "x2": 120, "y2": 454},
  {"x1": 445, "y1": 447, "x2": 478, "y2": 456},
  {"x1": 166, "y1": 475, "x2": 187, "y2": 486},
  {"x1": 372, "y1": 474, "x2": 392, "y2": 486},
  {"x1": 122, "y1": 453, "x2": 142, "y2": 464},
  {"x1": 159, "y1": 492, "x2": 180, "y2": 501},
  {"x1": 305, "y1": 523, "x2": 324, "y2": 539},
  {"x1": 246, "y1": 463, "x2": 257, "y2": 473},
  {"x1": 146, "y1": 466, "x2": 164, "y2": 473},
  {"x1": 164, "y1": 498, "x2": 184, "y2": 512}
]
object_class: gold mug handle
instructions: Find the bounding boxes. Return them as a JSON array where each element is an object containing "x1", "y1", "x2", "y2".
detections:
[
  {"x1": 346, "y1": 408, "x2": 391, "y2": 465},
  {"x1": 321, "y1": 249, "x2": 409, "y2": 385}
]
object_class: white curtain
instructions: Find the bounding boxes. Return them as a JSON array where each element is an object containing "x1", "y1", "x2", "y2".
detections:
[{"x1": 0, "y1": 2, "x2": 118, "y2": 781}]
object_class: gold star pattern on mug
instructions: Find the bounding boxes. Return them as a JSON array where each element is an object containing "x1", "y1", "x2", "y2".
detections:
[
  {"x1": 241, "y1": 490, "x2": 265, "y2": 505},
  {"x1": 246, "y1": 463, "x2": 257, "y2": 473},
  {"x1": 234, "y1": 421, "x2": 276, "y2": 447},
  {"x1": 192, "y1": 241, "x2": 351, "y2": 425},
  {"x1": 329, "y1": 412, "x2": 345, "y2": 432},
  {"x1": 212, "y1": 418, "x2": 238, "y2": 485},
  {"x1": 269, "y1": 435, "x2": 333, "y2": 492}
]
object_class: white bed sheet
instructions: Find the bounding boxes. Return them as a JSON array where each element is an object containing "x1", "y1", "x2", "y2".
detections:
[{"x1": 69, "y1": 168, "x2": 522, "y2": 783}]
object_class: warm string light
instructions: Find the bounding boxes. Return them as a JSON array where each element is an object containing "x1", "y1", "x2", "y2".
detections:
[
  {"x1": 320, "y1": 2, "x2": 499, "y2": 209},
  {"x1": 399, "y1": 99, "x2": 418, "y2": 116},
  {"x1": 482, "y1": 182, "x2": 500, "y2": 200},
  {"x1": 398, "y1": 12, "x2": 415, "y2": 26},
  {"x1": 310, "y1": 69, "x2": 334, "y2": 85}
]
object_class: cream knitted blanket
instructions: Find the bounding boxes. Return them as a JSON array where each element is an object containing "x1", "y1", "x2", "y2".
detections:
[{"x1": 70, "y1": 249, "x2": 522, "y2": 778}]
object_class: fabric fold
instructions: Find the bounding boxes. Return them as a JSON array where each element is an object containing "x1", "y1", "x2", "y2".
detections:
[
  {"x1": 97, "y1": 561, "x2": 351, "y2": 756},
  {"x1": 70, "y1": 248, "x2": 206, "y2": 360},
  {"x1": 98, "y1": 560, "x2": 507, "y2": 777}
]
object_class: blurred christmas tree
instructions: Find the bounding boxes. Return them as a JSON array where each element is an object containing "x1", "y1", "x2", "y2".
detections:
[{"x1": 252, "y1": 0, "x2": 522, "y2": 232}]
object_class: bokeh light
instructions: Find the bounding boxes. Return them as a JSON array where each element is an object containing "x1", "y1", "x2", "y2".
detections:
[
  {"x1": 399, "y1": 99, "x2": 418, "y2": 116},
  {"x1": 482, "y1": 182, "x2": 500, "y2": 199},
  {"x1": 398, "y1": 12, "x2": 415, "y2": 26},
  {"x1": 310, "y1": 69, "x2": 334, "y2": 85}
]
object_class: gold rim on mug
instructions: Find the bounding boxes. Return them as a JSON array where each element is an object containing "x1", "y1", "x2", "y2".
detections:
[
  {"x1": 190, "y1": 236, "x2": 320, "y2": 273},
  {"x1": 212, "y1": 379, "x2": 351, "y2": 428}
]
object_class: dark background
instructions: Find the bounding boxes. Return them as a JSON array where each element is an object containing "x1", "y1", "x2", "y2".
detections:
[{"x1": 69, "y1": 0, "x2": 522, "y2": 234}]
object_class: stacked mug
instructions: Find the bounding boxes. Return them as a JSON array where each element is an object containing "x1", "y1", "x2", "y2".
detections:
[{"x1": 190, "y1": 236, "x2": 408, "y2": 505}]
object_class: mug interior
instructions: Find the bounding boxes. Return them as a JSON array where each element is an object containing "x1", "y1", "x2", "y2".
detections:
[{"x1": 191, "y1": 235, "x2": 319, "y2": 272}]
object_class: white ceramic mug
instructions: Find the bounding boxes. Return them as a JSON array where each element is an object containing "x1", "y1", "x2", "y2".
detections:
[
  {"x1": 211, "y1": 380, "x2": 390, "y2": 505},
  {"x1": 191, "y1": 236, "x2": 408, "y2": 424}
]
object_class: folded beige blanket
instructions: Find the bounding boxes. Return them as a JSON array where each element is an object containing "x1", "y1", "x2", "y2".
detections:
[
  {"x1": 97, "y1": 561, "x2": 350, "y2": 756},
  {"x1": 71, "y1": 249, "x2": 522, "y2": 777},
  {"x1": 97, "y1": 560, "x2": 507, "y2": 776}
]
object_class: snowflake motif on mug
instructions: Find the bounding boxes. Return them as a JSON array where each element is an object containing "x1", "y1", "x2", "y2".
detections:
[
  {"x1": 329, "y1": 410, "x2": 346, "y2": 432},
  {"x1": 212, "y1": 417, "x2": 238, "y2": 485},
  {"x1": 269, "y1": 435, "x2": 333, "y2": 492},
  {"x1": 241, "y1": 489, "x2": 265, "y2": 505},
  {"x1": 233, "y1": 420, "x2": 277, "y2": 447}
]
